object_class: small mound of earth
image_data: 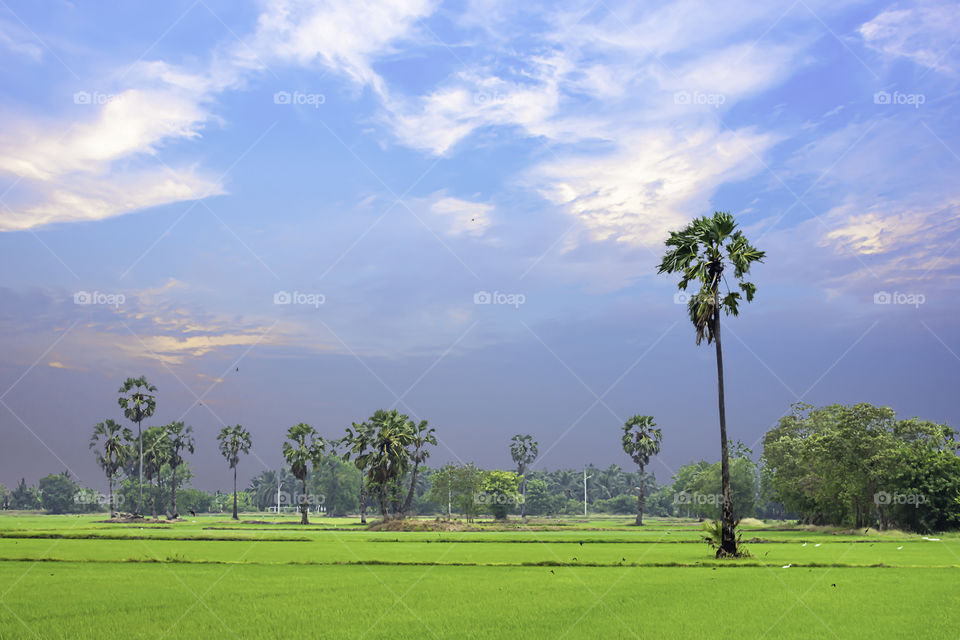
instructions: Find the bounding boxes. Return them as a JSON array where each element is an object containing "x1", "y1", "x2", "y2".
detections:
[{"x1": 95, "y1": 514, "x2": 173, "y2": 525}]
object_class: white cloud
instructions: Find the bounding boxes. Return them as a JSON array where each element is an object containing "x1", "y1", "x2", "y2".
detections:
[
  {"x1": 429, "y1": 194, "x2": 494, "y2": 238},
  {"x1": 859, "y1": 1, "x2": 960, "y2": 73}
]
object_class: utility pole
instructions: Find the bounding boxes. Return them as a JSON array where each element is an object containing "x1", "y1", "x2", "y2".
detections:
[
  {"x1": 277, "y1": 471, "x2": 281, "y2": 518},
  {"x1": 583, "y1": 468, "x2": 592, "y2": 518}
]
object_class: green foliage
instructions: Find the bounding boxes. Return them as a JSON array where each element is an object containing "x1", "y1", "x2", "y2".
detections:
[
  {"x1": 38, "y1": 472, "x2": 79, "y2": 514},
  {"x1": 479, "y1": 470, "x2": 521, "y2": 520}
]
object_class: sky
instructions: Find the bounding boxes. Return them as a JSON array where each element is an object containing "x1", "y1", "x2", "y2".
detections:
[{"x1": 0, "y1": 0, "x2": 958, "y2": 493}]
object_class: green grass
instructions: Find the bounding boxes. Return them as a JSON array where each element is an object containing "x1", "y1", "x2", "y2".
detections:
[{"x1": 1, "y1": 514, "x2": 958, "y2": 638}]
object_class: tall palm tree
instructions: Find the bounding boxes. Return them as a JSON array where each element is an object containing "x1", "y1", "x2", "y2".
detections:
[
  {"x1": 118, "y1": 376, "x2": 157, "y2": 516},
  {"x1": 282, "y1": 423, "x2": 326, "y2": 525},
  {"x1": 367, "y1": 410, "x2": 414, "y2": 520},
  {"x1": 141, "y1": 425, "x2": 170, "y2": 519},
  {"x1": 341, "y1": 420, "x2": 376, "y2": 523},
  {"x1": 402, "y1": 420, "x2": 437, "y2": 517},
  {"x1": 510, "y1": 434, "x2": 538, "y2": 518},
  {"x1": 658, "y1": 210, "x2": 764, "y2": 556},
  {"x1": 165, "y1": 422, "x2": 194, "y2": 519},
  {"x1": 621, "y1": 415, "x2": 662, "y2": 526},
  {"x1": 89, "y1": 419, "x2": 132, "y2": 518},
  {"x1": 217, "y1": 425, "x2": 253, "y2": 520}
]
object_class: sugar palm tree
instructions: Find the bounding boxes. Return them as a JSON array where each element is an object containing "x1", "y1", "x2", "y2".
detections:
[
  {"x1": 510, "y1": 434, "x2": 538, "y2": 518},
  {"x1": 401, "y1": 420, "x2": 437, "y2": 517},
  {"x1": 141, "y1": 425, "x2": 170, "y2": 519},
  {"x1": 165, "y1": 422, "x2": 194, "y2": 519},
  {"x1": 118, "y1": 376, "x2": 157, "y2": 516},
  {"x1": 658, "y1": 210, "x2": 764, "y2": 556},
  {"x1": 89, "y1": 419, "x2": 132, "y2": 518},
  {"x1": 367, "y1": 410, "x2": 414, "y2": 520},
  {"x1": 282, "y1": 423, "x2": 326, "y2": 525},
  {"x1": 621, "y1": 415, "x2": 662, "y2": 526},
  {"x1": 341, "y1": 420, "x2": 376, "y2": 523},
  {"x1": 217, "y1": 425, "x2": 253, "y2": 520}
]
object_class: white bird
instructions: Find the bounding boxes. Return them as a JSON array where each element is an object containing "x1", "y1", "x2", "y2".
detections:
[
  {"x1": 782, "y1": 564, "x2": 791, "y2": 569},
  {"x1": 897, "y1": 546, "x2": 903, "y2": 550},
  {"x1": 802, "y1": 543, "x2": 807, "y2": 547},
  {"x1": 815, "y1": 543, "x2": 821, "y2": 547}
]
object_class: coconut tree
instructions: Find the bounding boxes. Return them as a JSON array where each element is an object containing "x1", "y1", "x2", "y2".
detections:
[
  {"x1": 118, "y1": 376, "x2": 157, "y2": 516},
  {"x1": 340, "y1": 420, "x2": 376, "y2": 523},
  {"x1": 658, "y1": 210, "x2": 765, "y2": 556},
  {"x1": 89, "y1": 419, "x2": 132, "y2": 518},
  {"x1": 141, "y1": 425, "x2": 170, "y2": 519},
  {"x1": 282, "y1": 423, "x2": 326, "y2": 525},
  {"x1": 401, "y1": 420, "x2": 437, "y2": 517},
  {"x1": 510, "y1": 434, "x2": 538, "y2": 518},
  {"x1": 621, "y1": 415, "x2": 662, "y2": 526},
  {"x1": 165, "y1": 422, "x2": 194, "y2": 519},
  {"x1": 217, "y1": 425, "x2": 253, "y2": 520}
]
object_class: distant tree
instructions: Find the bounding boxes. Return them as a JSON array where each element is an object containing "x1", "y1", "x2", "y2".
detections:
[
  {"x1": 366, "y1": 410, "x2": 415, "y2": 520},
  {"x1": 401, "y1": 420, "x2": 437, "y2": 517},
  {"x1": 38, "y1": 472, "x2": 78, "y2": 514},
  {"x1": 165, "y1": 422, "x2": 195, "y2": 519},
  {"x1": 0, "y1": 483, "x2": 9, "y2": 510},
  {"x1": 118, "y1": 376, "x2": 157, "y2": 516},
  {"x1": 282, "y1": 423, "x2": 326, "y2": 525},
  {"x1": 427, "y1": 464, "x2": 457, "y2": 518},
  {"x1": 480, "y1": 470, "x2": 521, "y2": 520},
  {"x1": 217, "y1": 425, "x2": 253, "y2": 520},
  {"x1": 510, "y1": 435, "x2": 538, "y2": 518},
  {"x1": 10, "y1": 478, "x2": 40, "y2": 510},
  {"x1": 659, "y1": 211, "x2": 764, "y2": 556},
  {"x1": 341, "y1": 420, "x2": 376, "y2": 523},
  {"x1": 621, "y1": 415, "x2": 662, "y2": 526},
  {"x1": 89, "y1": 419, "x2": 132, "y2": 518}
]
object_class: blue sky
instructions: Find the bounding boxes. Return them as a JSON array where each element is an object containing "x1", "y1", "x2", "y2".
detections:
[{"x1": 0, "y1": 0, "x2": 957, "y2": 491}]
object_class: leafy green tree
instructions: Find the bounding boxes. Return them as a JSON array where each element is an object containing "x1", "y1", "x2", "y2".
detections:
[
  {"x1": 165, "y1": 422, "x2": 195, "y2": 519},
  {"x1": 9, "y1": 478, "x2": 39, "y2": 510},
  {"x1": 282, "y1": 423, "x2": 326, "y2": 524},
  {"x1": 0, "y1": 484, "x2": 9, "y2": 510},
  {"x1": 38, "y1": 472, "x2": 79, "y2": 514},
  {"x1": 659, "y1": 211, "x2": 764, "y2": 556},
  {"x1": 479, "y1": 470, "x2": 521, "y2": 520},
  {"x1": 401, "y1": 420, "x2": 436, "y2": 517},
  {"x1": 451, "y1": 463, "x2": 485, "y2": 522},
  {"x1": 118, "y1": 376, "x2": 157, "y2": 516},
  {"x1": 341, "y1": 420, "x2": 377, "y2": 523},
  {"x1": 366, "y1": 410, "x2": 415, "y2": 520},
  {"x1": 510, "y1": 434, "x2": 538, "y2": 518},
  {"x1": 89, "y1": 419, "x2": 132, "y2": 517},
  {"x1": 621, "y1": 415, "x2": 662, "y2": 525},
  {"x1": 521, "y1": 477, "x2": 552, "y2": 516},
  {"x1": 427, "y1": 464, "x2": 457, "y2": 518},
  {"x1": 217, "y1": 425, "x2": 253, "y2": 520}
]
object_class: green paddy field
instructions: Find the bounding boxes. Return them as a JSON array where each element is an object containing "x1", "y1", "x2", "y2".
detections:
[{"x1": 1, "y1": 514, "x2": 957, "y2": 638}]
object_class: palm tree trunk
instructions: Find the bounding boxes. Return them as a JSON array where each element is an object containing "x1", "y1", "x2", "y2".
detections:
[
  {"x1": 520, "y1": 469, "x2": 527, "y2": 518},
  {"x1": 635, "y1": 467, "x2": 645, "y2": 526},
  {"x1": 233, "y1": 466, "x2": 239, "y2": 520},
  {"x1": 714, "y1": 297, "x2": 737, "y2": 556},
  {"x1": 150, "y1": 475, "x2": 156, "y2": 519},
  {"x1": 379, "y1": 481, "x2": 389, "y2": 520},
  {"x1": 137, "y1": 422, "x2": 143, "y2": 516},
  {"x1": 171, "y1": 466, "x2": 177, "y2": 518},
  {"x1": 301, "y1": 477, "x2": 309, "y2": 525},
  {"x1": 359, "y1": 469, "x2": 367, "y2": 524},
  {"x1": 401, "y1": 462, "x2": 421, "y2": 517},
  {"x1": 108, "y1": 475, "x2": 115, "y2": 519}
]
